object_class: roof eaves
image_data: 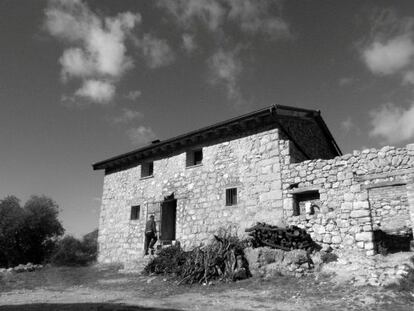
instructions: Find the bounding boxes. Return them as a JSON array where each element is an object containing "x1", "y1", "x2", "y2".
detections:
[{"x1": 92, "y1": 105, "x2": 330, "y2": 170}]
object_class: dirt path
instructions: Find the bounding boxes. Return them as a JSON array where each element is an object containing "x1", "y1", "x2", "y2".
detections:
[{"x1": 1, "y1": 266, "x2": 413, "y2": 311}]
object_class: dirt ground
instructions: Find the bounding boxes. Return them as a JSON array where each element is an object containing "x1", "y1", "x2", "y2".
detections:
[{"x1": 0, "y1": 265, "x2": 413, "y2": 311}]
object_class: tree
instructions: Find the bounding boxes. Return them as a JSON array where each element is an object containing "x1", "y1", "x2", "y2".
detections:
[
  {"x1": 21, "y1": 195, "x2": 65, "y2": 263},
  {"x1": 0, "y1": 195, "x2": 64, "y2": 267},
  {"x1": 0, "y1": 196, "x2": 25, "y2": 267}
]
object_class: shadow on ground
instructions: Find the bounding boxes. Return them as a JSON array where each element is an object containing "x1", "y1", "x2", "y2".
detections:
[{"x1": 0, "y1": 304, "x2": 182, "y2": 311}]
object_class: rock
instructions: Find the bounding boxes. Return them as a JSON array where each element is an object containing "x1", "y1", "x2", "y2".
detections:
[
  {"x1": 343, "y1": 236, "x2": 354, "y2": 246},
  {"x1": 282, "y1": 249, "x2": 309, "y2": 266},
  {"x1": 331, "y1": 236, "x2": 342, "y2": 244},
  {"x1": 263, "y1": 263, "x2": 283, "y2": 277},
  {"x1": 368, "y1": 278, "x2": 380, "y2": 286},
  {"x1": 350, "y1": 210, "x2": 370, "y2": 218},
  {"x1": 357, "y1": 241, "x2": 365, "y2": 248},
  {"x1": 364, "y1": 242, "x2": 375, "y2": 250},
  {"x1": 355, "y1": 232, "x2": 372, "y2": 241},
  {"x1": 244, "y1": 247, "x2": 260, "y2": 269},
  {"x1": 323, "y1": 234, "x2": 332, "y2": 243},
  {"x1": 310, "y1": 252, "x2": 323, "y2": 267}
]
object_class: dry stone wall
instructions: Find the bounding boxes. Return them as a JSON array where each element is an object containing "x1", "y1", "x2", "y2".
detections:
[
  {"x1": 281, "y1": 144, "x2": 414, "y2": 255},
  {"x1": 98, "y1": 128, "x2": 286, "y2": 263},
  {"x1": 369, "y1": 185, "x2": 410, "y2": 230}
]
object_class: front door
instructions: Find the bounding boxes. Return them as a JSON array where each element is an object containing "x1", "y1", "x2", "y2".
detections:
[{"x1": 160, "y1": 199, "x2": 176, "y2": 241}]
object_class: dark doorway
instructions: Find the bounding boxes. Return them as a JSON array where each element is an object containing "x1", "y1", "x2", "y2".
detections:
[{"x1": 160, "y1": 196, "x2": 176, "y2": 241}]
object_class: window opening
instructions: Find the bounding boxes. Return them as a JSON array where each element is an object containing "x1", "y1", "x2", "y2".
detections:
[
  {"x1": 226, "y1": 188, "x2": 237, "y2": 206},
  {"x1": 130, "y1": 205, "x2": 140, "y2": 220}
]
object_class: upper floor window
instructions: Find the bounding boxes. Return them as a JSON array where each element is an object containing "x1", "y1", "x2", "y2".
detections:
[
  {"x1": 226, "y1": 188, "x2": 238, "y2": 206},
  {"x1": 141, "y1": 162, "x2": 154, "y2": 178},
  {"x1": 186, "y1": 149, "x2": 203, "y2": 167},
  {"x1": 130, "y1": 205, "x2": 140, "y2": 220}
]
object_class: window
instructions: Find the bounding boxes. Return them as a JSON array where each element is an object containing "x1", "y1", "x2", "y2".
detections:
[
  {"x1": 186, "y1": 149, "x2": 203, "y2": 167},
  {"x1": 226, "y1": 188, "x2": 237, "y2": 206},
  {"x1": 130, "y1": 205, "x2": 140, "y2": 220},
  {"x1": 292, "y1": 190, "x2": 320, "y2": 216},
  {"x1": 141, "y1": 162, "x2": 154, "y2": 178}
]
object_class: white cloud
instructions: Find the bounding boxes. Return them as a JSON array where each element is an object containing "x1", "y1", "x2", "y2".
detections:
[
  {"x1": 157, "y1": 0, "x2": 225, "y2": 32},
  {"x1": 158, "y1": 0, "x2": 289, "y2": 39},
  {"x1": 227, "y1": 0, "x2": 289, "y2": 39},
  {"x1": 135, "y1": 34, "x2": 175, "y2": 68},
  {"x1": 125, "y1": 90, "x2": 142, "y2": 100},
  {"x1": 361, "y1": 10, "x2": 414, "y2": 89},
  {"x1": 158, "y1": 0, "x2": 289, "y2": 105},
  {"x1": 208, "y1": 49, "x2": 242, "y2": 102},
  {"x1": 75, "y1": 80, "x2": 115, "y2": 103},
  {"x1": 59, "y1": 47, "x2": 95, "y2": 80},
  {"x1": 369, "y1": 103, "x2": 414, "y2": 144},
  {"x1": 363, "y1": 35, "x2": 414, "y2": 75},
  {"x1": 113, "y1": 108, "x2": 143, "y2": 124},
  {"x1": 45, "y1": 0, "x2": 140, "y2": 103},
  {"x1": 182, "y1": 33, "x2": 197, "y2": 53},
  {"x1": 127, "y1": 126, "x2": 157, "y2": 146}
]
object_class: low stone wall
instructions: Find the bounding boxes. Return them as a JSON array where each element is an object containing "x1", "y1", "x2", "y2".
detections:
[
  {"x1": 0, "y1": 263, "x2": 43, "y2": 274},
  {"x1": 281, "y1": 144, "x2": 414, "y2": 255}
]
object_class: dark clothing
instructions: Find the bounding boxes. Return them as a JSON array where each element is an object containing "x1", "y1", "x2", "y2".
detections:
[
  {"x1": 144, "y1": 232, "x2": 157, "y2": 255},
  {"x1": 145, "y1": 219, "x2": 157, "y2": 234},
  {"x1": 144, "y1": 219, "x2": 157, "y2": 255}
]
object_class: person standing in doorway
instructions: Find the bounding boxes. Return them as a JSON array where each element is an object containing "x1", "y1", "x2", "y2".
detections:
[{"x1": 144, "y1": 214, "x2": 157, "y2": 255}]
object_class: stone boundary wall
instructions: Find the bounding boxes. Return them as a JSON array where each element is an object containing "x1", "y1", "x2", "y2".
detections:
[{"x1": 281, "y1": 144, "x2": 414, "y2": 255}]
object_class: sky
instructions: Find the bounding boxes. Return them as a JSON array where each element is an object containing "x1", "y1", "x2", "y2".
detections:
[{"x1": 1, "y1": 0, "x2": 414, "y2": 237}]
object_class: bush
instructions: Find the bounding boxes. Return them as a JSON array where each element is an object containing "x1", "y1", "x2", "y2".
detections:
[
  {"x1": 81, "y1": 229, "x2": 98, "y2": 262},
  {"x1": 50, "y1": 229, "x2": 98, "y2": 266},
  {"x1": 144, "y1": 245, "x2": 187, "y2": 275},
  {"x1": 144, "y1": 233, "x2": 250, "y2": 284}
]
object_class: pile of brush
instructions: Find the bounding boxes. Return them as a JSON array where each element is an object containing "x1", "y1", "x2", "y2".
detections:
[{"x1": 144, "y1": 234, "x2": 250, "y2": 285}]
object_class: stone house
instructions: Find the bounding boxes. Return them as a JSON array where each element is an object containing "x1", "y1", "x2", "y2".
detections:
[{"x1": 93, "y1": 105, "x2": 414, "y2": 264}]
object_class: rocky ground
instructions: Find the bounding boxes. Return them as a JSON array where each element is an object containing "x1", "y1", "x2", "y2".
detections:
[{"x1": 1, "y1": 255, "x2": 414, "y2": 311}]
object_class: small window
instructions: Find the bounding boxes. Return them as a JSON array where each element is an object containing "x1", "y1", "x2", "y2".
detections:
[
  {"x1": 130, "y1": 205, "x2": 140, "y2": 220},
  {"x1": 141, "y1": 162, "x2": 153, "y2": 178},
  {"x1": 186, "y1": 149, "x2": 203, "y2": 167},
  {"x1": 226, "y1": 188, "x2": 237, "y2": 206},
  {"x1": 292, "y1": 191, "x2": 320, "y2": 216}
]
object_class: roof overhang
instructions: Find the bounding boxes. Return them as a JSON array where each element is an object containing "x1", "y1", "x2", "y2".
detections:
[{"x1": 92, "y1": 105, "x2": 341, "y2": 172}]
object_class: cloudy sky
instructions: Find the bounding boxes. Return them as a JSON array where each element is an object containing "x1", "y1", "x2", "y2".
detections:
[{"x1": 1, "y1": 0, "x2": 414, "y2": 236}]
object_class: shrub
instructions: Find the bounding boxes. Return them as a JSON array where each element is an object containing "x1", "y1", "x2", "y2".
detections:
[
  {"x1": 144, "y1": 245, "x2": 187, "y2": 275},
  {"x1": 50, "y1": 236, "x2": 89, "y2": 266},
  {"x1": 144, "y1": 232, "x2": 250, "y2": 284},
  {"x1": 81, "y1": 229, "x2": 98, "y2": 262},
  {"x1": 50, "y1": 229, "x2": 98, "y2": 266}
]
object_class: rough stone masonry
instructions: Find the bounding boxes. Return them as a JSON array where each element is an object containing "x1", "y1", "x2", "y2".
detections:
[
  {"x1": 93, "y1": 106, "x2": 414, "y2": 264},
  {"x1": 282, "y1": 144, "x2": 414, "y2": 256}
]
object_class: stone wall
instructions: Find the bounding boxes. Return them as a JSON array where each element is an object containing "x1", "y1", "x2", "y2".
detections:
[
  {"x1": 368, "y1": 185, "x2": 410, "y2": 230},
  {"x1": 281, "y1": 144, "x2": 414, "y2": 255},
  {"x1": 98, "y1": 128, "x2": 286, "y2": 263}
]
